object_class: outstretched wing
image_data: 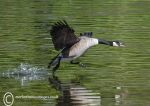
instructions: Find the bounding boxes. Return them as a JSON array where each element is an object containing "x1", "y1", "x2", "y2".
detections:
[{"x1": 50, "y1": 20, "x2": 80, "y2": 51}]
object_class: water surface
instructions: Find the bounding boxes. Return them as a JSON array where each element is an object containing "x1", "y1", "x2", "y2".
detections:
[{"x1": 0, "y1": 0, "x2": 150, "y2": 106}]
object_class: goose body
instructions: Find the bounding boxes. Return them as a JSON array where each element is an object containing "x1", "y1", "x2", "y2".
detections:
[
  {"x1": 69, "y1": 37, "x2": 98, "y2": 59},
  {"x1": 48, "y1": 20, "x2": 124, "y2": 74}
]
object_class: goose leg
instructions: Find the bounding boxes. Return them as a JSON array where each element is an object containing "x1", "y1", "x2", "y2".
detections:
[
  {"x1": 70, "y1": 60, "x2": 86, "y2": 68},
  {"x1": 52, "y1": 57, "x2": 61, "y2": 76},
  {"x1": 48, "y1": 54, "x2": 62, "y2": 76},
  {"x1": 70, "y1": 60, "x2": 80, "y2": 64}
]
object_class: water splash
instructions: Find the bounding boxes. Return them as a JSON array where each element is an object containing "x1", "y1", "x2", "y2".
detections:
[{"x1": 1, "y1": 63, "x2": 49, "y2": 86}]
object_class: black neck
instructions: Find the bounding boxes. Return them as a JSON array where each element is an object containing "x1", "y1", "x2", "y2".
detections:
[{"x1": 98, "y1": 39, "x2": 112, "y2": 46}]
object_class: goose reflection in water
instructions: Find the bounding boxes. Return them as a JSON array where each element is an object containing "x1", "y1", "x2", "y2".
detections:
[{"x1": 49, "y1": 75, "x2": 101, "y2": 106}]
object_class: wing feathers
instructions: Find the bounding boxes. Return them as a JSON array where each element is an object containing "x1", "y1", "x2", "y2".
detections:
[{"x1": 50, "y1": 20, "x2": 79, "y2": 50}]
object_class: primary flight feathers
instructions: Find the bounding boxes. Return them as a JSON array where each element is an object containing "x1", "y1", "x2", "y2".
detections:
[{"x1": 50, "y1": 20, "x2": 80, "y2": 51}]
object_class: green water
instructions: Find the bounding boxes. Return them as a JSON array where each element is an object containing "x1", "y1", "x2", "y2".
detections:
[{"x1": 0, "y1": 0, "x2": 150, "y2": 106}]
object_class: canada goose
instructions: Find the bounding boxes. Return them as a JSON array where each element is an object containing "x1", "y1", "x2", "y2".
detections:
[{"x1": 48, "y1": 20, "x2": 124, "y2": 74}]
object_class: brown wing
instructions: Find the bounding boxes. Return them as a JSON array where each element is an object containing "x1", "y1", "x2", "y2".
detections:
[{"x1": 50, "y1": 20, "x2": 80, "y2": 51}]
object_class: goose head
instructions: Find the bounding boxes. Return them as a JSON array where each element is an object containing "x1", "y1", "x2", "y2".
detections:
[{"x1": 111, "y1": 41, "x2": 125, "y2": 47}]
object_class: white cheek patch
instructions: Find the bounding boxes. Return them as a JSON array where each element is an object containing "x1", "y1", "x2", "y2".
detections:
[{"x1": 113, "y1": 42, "x2": 119, "y2": 46}]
